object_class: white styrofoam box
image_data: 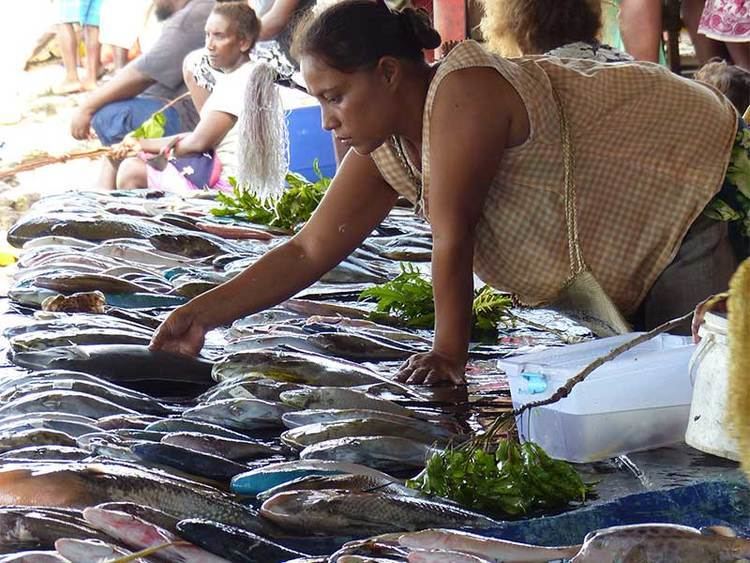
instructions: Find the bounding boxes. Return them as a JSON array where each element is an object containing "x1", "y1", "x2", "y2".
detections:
[{"x1": 499, "y1": 333, "x2": 696, "y2": 463}]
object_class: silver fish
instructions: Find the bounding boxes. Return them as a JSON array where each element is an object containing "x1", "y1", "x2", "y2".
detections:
[
  {"x1": 300, "y1": 436, "x2": 435, "y2": 471},
  {"x1": 281, "y1": 419, "x2": 451, "y2": 450},
  {"x1": 0, "y1": 391, "x2": 139, "y2": 419},
  {"x1": 183, "y1": 398, "x2": 292, "y2": 430},
  {"x1": 256, "y1": 473, "x2": 416, "y2": 502},
  {"x1": 279, "y1": 388, "x2": 416, "y2": 418}
]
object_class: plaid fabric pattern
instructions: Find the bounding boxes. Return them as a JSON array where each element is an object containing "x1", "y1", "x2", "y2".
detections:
[{"x1": 371, "y1": 41, "x2": 738, "y2": 316}]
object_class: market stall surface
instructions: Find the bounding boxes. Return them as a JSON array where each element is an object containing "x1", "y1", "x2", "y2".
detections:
[{"x1": 0, "y1": 189, "x2": 746, "y2": 562}]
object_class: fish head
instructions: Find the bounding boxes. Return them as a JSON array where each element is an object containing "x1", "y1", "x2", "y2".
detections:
[
  {"x1": 260, "y1": 490, "x2": 351, "y2": 531},
  {"x1": 279, "y1": 390, "x2": 312, "y2": 409}
]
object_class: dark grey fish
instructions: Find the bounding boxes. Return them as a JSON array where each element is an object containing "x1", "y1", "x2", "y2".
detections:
[
  {"x1": 0, "y1": 508, "x2": 115, "y2": 554},
  {"x1": 0, "y1": 428, "x2": 79, "y2": 453},
  {"x1": 307, "y1": 332, "x2": 418, "y2": 361},
  {"x1": 148, "y1": 233, "x2": 225, "y2": 258},
  {"x1": 96, "y1": 414, "x2": 163, "y2": 431},
  {"x1": 11, "y1": 345, "x2": 214, "y2": 398},
  {"x1": 176, "y1": 518, "x2": 308, "y2": 563},
  {"x1": 0, "y1": 445, "x2": 90, "y2": 462},
  {"x1": 145, "y1": 418, "x2": 255, "y2": 440},
  {"x1": 199, "y1": 378, "x2": 301, "y2": 403},
  {"x1": 0, "y1": 391, "x2": 139, "y2": 419},
  {"x1": 0, "y1": 380, "x2": 174, "y2": 416},
  {"x1": 35, "y1": 273, "x2": 151, "y2": 294},
  {"x1": 9, "y1": 329, "x2": 151, "y2": 353},
  {"x1": 161, "y1": 432, "x2": 282, "y2": 461},
  {"x1": 131, "y1": 441, "x2": 249, "y2": 482},
  {"x1": 7, "y1": 213, "x2": 163, "y2": 247},
  {"x1": 0, "y1": 417, "x2": 101, "y2": 439}
]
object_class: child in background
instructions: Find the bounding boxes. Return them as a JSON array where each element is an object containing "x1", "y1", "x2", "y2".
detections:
[{"x1": 695, "y1": 58, "x2": 750, "y2": 116}]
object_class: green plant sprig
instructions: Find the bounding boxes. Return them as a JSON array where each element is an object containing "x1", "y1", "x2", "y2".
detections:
[
  {"x1": 359, "y1": 264, "x2": 513, "y2": 339},
  {"x1": 406, "y1": 439, "x2": 590, "y2": 518},
  {"x1": 210, "y1": 160, "x2": 331, "y2": 230}
]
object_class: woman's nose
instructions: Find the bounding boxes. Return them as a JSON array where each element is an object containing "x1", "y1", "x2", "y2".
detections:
[{"x1": 320, "y1": 107, "x2": 339, "y2": 131}]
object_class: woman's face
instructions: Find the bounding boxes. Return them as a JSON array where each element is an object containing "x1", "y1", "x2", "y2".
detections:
[
  {"x1": 205, "y1": 13, "x2": 251, "y2": 71},
  {"x1": 301, "y1": 55, "x2": 398, "y2": 156}
]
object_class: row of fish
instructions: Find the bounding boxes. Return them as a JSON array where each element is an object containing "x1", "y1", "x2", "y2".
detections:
[{"x1": 1, "y1": 189, "x2": 716, "y2": 562}]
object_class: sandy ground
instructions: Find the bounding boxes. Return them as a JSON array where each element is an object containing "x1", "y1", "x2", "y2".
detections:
[{"x1": 0, "y1": 62, "x2": 106, "y2": 293}]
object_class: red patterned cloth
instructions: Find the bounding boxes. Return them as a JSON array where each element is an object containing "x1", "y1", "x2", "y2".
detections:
[{"x1": 699, "y1": 0, "x2": 750, "y2": 42}]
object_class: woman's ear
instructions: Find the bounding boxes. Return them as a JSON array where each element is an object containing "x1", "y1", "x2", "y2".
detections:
[{"x1": 377, "y1": 56, "x2": 402, "y2": 88}]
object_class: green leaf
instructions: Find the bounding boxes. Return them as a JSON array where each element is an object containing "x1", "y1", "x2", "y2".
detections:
[
  {"x1": 131, "y1": 111, "x2": 166, "y2": 140},
  {"x1": 727, "y1": 146, "x2": 750, "y2": 200},
  {"x1": 209, "y1": 165, "x2": 331, "y2": 230},
  {"x1": 703, "y1": 198, "x2": 742, "y2": 222},
  {"x1": 409, "y1": 440, "x2": 590, "y2": 518}
]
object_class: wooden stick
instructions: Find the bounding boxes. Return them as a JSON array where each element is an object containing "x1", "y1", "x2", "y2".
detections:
[
  {"x1": 0, "y1": 92, "x2": 192, "y2": 180},
  {"x1": 513, "y1": 311, "x2": 693, "y2": 417},
  {"x1": 0, "y1": 147, "x2": 112, "y2": 179}
]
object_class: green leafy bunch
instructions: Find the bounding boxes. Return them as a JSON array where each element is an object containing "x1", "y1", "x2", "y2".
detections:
[
  {"x1": 211, "y1": 160, "x2": 331, "y2": 230},
  {"x1": 360, "y1": 264, "x2": 436, "y2": 328},
  {"x1": 359, "y1": 265, "x2": 512, "y2": 337},
  {"x1": 131, "y1": 112, "x2": 166, "y2": 140},
  {"x1": 407, "y1": 440, "x2": 589, "y2": 518}
]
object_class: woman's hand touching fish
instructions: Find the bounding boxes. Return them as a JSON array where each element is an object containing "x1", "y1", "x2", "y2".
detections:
[
  {"x1": 395, "y1": 350, "x2": 466, "y2": 385},
  {"x1": 150, "y1": 304, "x2": 208, "y2": 357}
]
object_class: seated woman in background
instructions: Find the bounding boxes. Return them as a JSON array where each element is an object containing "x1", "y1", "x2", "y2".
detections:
[
  {"x1": 480, "y1": 0, "x2": 632, "y2": 61},
  {"x1": 115, "y1": 1, "x2": 260, "y2": 191}
]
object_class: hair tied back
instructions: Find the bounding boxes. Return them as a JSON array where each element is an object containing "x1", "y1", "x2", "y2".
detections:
[{"x1": 398, "y1": 7, "x2": 442, "y2": 50}]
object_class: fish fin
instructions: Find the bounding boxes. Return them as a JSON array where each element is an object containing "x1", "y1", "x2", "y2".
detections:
[{"x1": 701, "y1": 525, "x2": 738, "y2": 537}]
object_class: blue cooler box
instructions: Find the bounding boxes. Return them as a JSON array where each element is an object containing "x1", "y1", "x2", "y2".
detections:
[{"x1": 286, "y1": 104, "x2": 337, "y2": 181}]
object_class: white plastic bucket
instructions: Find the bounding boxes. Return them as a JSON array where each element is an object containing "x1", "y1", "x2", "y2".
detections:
[{"x1": 685, "y1": 311, "x2": 740, "y2": 461}]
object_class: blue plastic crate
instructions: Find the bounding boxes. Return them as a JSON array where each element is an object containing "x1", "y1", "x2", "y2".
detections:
[{"x1": 287, "y1": 105, "x2": 337, "y2": 181}]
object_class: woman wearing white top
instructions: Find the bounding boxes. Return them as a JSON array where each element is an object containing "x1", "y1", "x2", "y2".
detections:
[{"x1": 114, "y1": 1, "x2": 260, "y2": 191}]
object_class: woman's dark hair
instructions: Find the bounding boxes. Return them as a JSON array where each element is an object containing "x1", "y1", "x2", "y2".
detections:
[
  {"x1": 292, "y1": 0, "x2": 441, "y2": 72},
  {"x1": 481, "y1": 0, "x2": 601, "y2": 55},
  {"x1": 213, "y1": 0, "x2": 261, "y2": 51},
  {"x1": 695, "y1": 58, "x2": 750, "y2": 114}
]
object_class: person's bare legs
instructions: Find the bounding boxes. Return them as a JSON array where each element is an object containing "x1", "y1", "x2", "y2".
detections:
[
  {"x1": 619, "y1": 0, "x2": 663, "y2": 62},
  {"x1": 54, "y1": 22, "x2": 81, "y2": 94},
  {"x1": 116, "y1": 157, "x2": 148, "y2": 189},
  {"x1": 95, "y1": 157, "x2": 119, "y2": 190},
  {"x1": 727, "y1": 42, "x2": 750, "y2": 70},
  {"x1": 682, "y1": 0, "x2": 728, "y2": 63},
  {"x1": 82, "y1": 25, "x2": 101, "y2": 90}
]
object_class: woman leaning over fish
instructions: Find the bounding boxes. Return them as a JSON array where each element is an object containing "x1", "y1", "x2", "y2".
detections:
[{"x1": 151, "y1": 0, "x2": 748, "y2": 385}]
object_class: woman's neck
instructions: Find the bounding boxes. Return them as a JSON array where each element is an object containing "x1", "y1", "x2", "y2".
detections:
[
  {"x1": 221, "y1": 54, "x2": 250, "y2": 74},
  {"x1": 394, "y1": 62, "x2": 437, "y2": 151}
]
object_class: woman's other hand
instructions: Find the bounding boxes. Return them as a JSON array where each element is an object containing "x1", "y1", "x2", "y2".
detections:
[
  {"x1": 395, "y1": 350, "x2": 467, "y2": 385},
  {"x1": 691, "y1": 292, "x2": 729, "y2": 344},
  {"x1": 149, "y1": 305, "x2": 208, "y2": 357},
  {"x1": 111, "y1": 136, "x2": 140, "y2": 160}
]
